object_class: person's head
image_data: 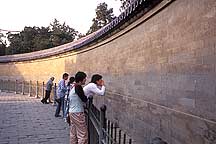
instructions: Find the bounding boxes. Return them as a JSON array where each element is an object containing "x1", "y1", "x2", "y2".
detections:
[
  {"x1": 68, "y1": 76, "x2": 75, "y2": 86},
  {"x1": 62, "y1": 73, "x2": 69, "y2": 80},
  {"x1": 50, "y1": 77, "x2": 55, "y2": 81},
  {"x1": 91, "y1": 74, "x2": 103, "y2": 86},
  {"x1": 75, "y1": 71, "x2": 87, "y2": 85}
]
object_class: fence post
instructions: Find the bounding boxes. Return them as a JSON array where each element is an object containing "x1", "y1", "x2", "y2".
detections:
[
  {"x1": 42, "y1": 81, "x2": 45, "y2": 99},
  {"x1": 28, "y1": 80, "x2": 31, "y2": 97},
  {"x1": 0, "y1": 80, "x2": 1, "y2": 91},
  {"x1": 7, "y1": 80, "x2": 10, "y2": 92},
  {"x1": 99, "y1": 105, "x2": 107, "y2": 144},
  {"x1": 22, "y1": 81, "x2": 25, "y2": 95},
  {"x1": 35, "y1": 81, "x2": 39, "y2": 98},
  {"x1": 53, "y1": 83, "x2": 57, "y2": 106},
  {"x1": 15, "y1": 80, "x2": 17, "y2": 94}
]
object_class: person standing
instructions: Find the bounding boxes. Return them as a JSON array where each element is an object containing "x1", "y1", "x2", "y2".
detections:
[
  {"x1": 64, "y1": 76, "x2": 75, "y2": 121},
  {"x1": 68, "y1": 71, "x2": 88, "y2": 144},
  {"x1": 41, "y1": 77, "x2": 55, "y2": 104},
  {"x1": 55, "y1": 73, "x2": 69, "y2": 117}
]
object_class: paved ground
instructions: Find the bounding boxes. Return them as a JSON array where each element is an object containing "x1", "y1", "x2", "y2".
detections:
[{"x1": 0, "y1": 92, "x2": 69, "y2": 144}]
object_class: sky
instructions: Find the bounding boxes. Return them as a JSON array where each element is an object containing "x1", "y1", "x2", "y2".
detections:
[{"x1": 0, "y1": 0, "x2": 122, "y2": 34}]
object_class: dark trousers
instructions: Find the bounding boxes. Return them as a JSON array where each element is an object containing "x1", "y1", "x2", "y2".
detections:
[
  {"x1": 41, "y1": 90, "x2": 51, "y2": 103},
  {"x1": 55, "y1": 97, "x2": 65, "y2": 116}
]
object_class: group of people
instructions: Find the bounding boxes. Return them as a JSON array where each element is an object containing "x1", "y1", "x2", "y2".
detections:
[{"x1": 41, "y1": 71, "x2": 106, "y2": 144}]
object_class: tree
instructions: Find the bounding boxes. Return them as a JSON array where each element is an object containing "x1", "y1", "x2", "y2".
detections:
[
  {"x1": 119, "y1": 0, "x2": 135, "y2": 12},
  {"x1": 50, "y1": 19, "x2": 78, "y2": 47},
  {"x1": 5, "y1": 19, "x2": 78, "y2": 55},
  {"x1": 87, "y1": 2, "x2": 115, "y2": 34}
]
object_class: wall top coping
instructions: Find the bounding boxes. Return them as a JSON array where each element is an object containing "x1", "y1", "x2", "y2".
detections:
[{"x1": 0, "y1": 0, "x2": 164, "y2": 63}]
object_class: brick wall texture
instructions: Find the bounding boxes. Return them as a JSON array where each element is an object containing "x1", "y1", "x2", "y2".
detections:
[{"x1": 0, "y1": 0, "x2": 216, "y2": 143}]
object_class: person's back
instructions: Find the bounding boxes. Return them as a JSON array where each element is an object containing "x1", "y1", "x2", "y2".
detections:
[
  {"x1": 83, "y1": 82, "x2": 105, "y2": 98},
  {"x1": 46, "y1": 79, "x2": 53, "y2": 91},
  {"x1": 57, "y1": 79, "x2": 67, "y2": 98},
  {"x1": 68, "y1": 86, "x2": 84, "y2": 113}
]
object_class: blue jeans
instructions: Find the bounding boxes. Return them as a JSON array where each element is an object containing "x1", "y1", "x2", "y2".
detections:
[
  {"x1": 63, "y1": 98, "x2": 69, "y2": 118},
  {"x1": 55, "y1": 97, "x2": 64, "y2": 117}
]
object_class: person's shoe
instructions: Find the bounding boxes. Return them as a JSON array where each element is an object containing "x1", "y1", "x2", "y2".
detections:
[
  {"x1": 41, "y1": 100, "x2": 44, "y2": 104},
  {"x1": 55, "y1": 115, "x2": 61, "y2": 117},
  {"x1": 44, "y1": 101, "x2": 49, "y2": 104}
]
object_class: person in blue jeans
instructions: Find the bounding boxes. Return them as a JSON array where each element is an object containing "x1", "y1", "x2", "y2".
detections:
[
  {"x1": 63, "y1": 76, "x2": 75, "y2": 121},
  {"x1": 55, "y1": 73, "x2": 69, "y2": 117}
]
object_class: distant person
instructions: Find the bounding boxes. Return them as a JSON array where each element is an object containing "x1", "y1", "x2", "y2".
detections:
[
  {"x1": 55, "y1": 73, "x2": 69, "y2": 117},
  {"x1": 83, "y1": 74, "x2": 105, "y2": 98},
  {"x1": 68, "y1": 71, "x2": 88, "y2": 144},
  {"x1": 64, "y1": 76, "x2": 75, "y2": 121},
  {"x1": 41, "y1": 77, "x2": 54, "y2": 104}
]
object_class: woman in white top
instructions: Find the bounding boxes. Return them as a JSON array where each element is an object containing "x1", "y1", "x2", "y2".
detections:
[{"x1": 83, "y1": 74, "x2": 105, "y2": 98}]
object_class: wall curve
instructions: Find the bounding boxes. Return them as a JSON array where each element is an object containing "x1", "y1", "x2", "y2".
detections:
[{"x1": 0, "y1": 0, "x2": 216, "y2": 144}]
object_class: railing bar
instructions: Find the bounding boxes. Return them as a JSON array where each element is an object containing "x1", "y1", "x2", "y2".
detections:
[
  {"x1": 108, "y1": 120, "x2": 110, "y2": 144},
  {"x1": 119, "y1": 130, "x2": 121, "y2": 144},
  {"x1": 102, "y1": 128, "x2": 118, "y2": 144},
  {"x1": 114, "y1": 125, "x2": 117, "y2": 142},
  {"x1": 111, "y1": 123, "x2": 113, "y2": 144},
  {"x1": 123, "y1": 133, "x2": 126, "y2": 144}
]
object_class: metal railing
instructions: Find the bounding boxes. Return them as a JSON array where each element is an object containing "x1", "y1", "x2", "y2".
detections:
[
  {"x1": 0, "y1": 79, "x2": 133, "y2": 144},
  {"x1": 0, "y1": 79, "x2": 57, "y2": 103},
  {"x1": 87, "y1": 98, "x2": 133, "y2": 144}
]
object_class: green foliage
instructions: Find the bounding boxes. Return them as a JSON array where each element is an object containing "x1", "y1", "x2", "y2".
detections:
[
  {"x1": 87, "y1": 2, "x2": 115, "y2": 35},
  {"x1": 119, "y1": 0, "x2": 134, "y2": 12},
  {"x1": 5, "y1": 19, "x2": 78, "y2": 55}
]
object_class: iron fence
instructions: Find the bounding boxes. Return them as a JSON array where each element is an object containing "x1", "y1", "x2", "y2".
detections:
[
  {"x1": 87, "y1": 98, "x2": 133, "y2": 144},
  {"x1": 0, "y1": 79, "x2": 133, "y2": 144},
  {"x1": 0, "y1": 79, "x2": 56, "y2": 103}
]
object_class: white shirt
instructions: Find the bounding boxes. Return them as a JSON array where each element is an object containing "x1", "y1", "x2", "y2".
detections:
[{"x1": 83, "y1": 83, "x2": 105, "y2": 98}]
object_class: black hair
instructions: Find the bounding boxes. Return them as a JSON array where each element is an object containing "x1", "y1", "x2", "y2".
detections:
[
  {"x1": 67, "y1": 77, "x2": 75, "y2": 86},
  {"x1": 91, "y1": 74, "x2": 102, "y2": 84},
  {"x1": 62, "y1": 73, "x2": 69, "y2": 78},
  {"x1": 75, "y1": 71, "x2": 87, "y2": 83}
]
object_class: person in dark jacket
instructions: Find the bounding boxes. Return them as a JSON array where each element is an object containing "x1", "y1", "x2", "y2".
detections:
[{"x1": 41, "y1": 77, "x2": 54, "y2": 104}]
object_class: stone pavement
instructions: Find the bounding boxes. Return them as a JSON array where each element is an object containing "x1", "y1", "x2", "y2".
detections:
[{"x1": 0, "y1": 92, "x2": 69, "y2": 144}]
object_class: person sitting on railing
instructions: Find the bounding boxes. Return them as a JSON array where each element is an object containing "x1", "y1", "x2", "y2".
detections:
[
  {"x1": 83, "y1": 74, "x2": 105, "y2": 98},
  {"x1": 41, "y1": 77, "x2": 55, "y2": 104},
  {"x1": 55, "y1": 73, "x2": 69, "y2": 117},
  {"x1": 68, "y1": 71, "x2": 88, "y2": 144}
]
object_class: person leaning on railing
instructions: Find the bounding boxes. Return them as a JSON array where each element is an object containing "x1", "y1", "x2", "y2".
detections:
[
  {"x1": 83, "y1": 74, "x2": 105, "y2": 98},
  {"x1": 41, "y1": 77, "x2": 55, "y2": 104}
]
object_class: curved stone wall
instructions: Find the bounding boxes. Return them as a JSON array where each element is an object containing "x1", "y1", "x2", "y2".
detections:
[{"x1": 0, "y1": 0, "x2": 216, "y2": 144}]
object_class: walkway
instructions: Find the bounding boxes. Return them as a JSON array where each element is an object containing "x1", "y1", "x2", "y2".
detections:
[{"x1": 0, "y1": 92, "x2": 69, "y2": 144}]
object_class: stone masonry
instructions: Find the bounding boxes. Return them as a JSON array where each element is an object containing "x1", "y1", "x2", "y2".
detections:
[{"x1": 0, "y1": 0, "x2": 215, "y2": 144}]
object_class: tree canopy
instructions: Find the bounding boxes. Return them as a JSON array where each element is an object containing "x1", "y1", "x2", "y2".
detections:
[
  {"x1": 119, "y1": 0, "x2": 134, "y2": 12},
  {"x1": 5, "y1": 19, "x2": 78, "y2": 55},
  {"x1": 87, "y1": 2, "x2": 115, "y2": 35}
]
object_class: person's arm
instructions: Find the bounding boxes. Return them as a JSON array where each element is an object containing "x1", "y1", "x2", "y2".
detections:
[
  {"x1": 90, "y1": 84, "x2": 105, "y2": 96},
  {"x1": 75, "y1": 85, "x2": 88, "y2": 102}
]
